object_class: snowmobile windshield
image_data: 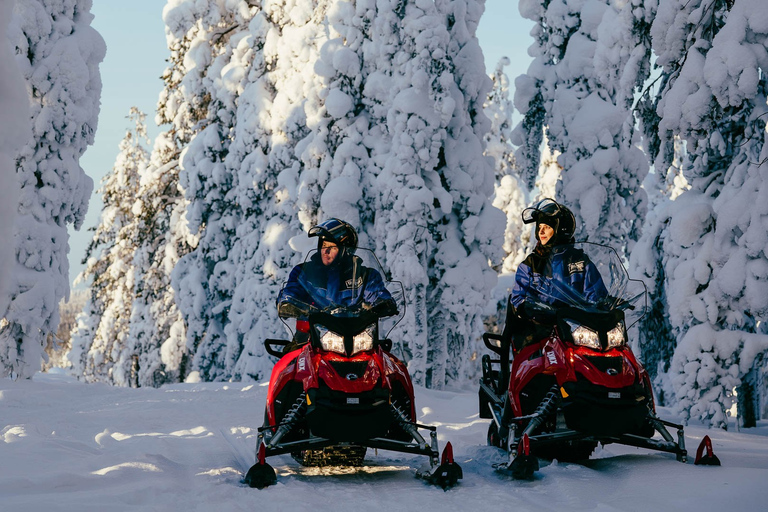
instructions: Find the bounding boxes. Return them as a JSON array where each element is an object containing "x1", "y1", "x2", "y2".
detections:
[
  {"x1": 524, "y1": 242, "x2": 648, "y2": 328},
  {"x1": 278, "y1": 247, "x2": 405, "y2": 339}
]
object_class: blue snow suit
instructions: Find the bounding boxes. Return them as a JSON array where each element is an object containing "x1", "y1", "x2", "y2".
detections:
[
  {"x1": 278, "y1": 252, "x2": 395, "y2": 315},
  {"x1": 507, "y1": 243, "x2": 608, "y2": 349},
  {"x1": 511, "y1": 243, "x2": 608, "y2": 311}
]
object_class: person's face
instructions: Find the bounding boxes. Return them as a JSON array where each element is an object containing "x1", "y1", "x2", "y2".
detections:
[
  {"x1": 538, "y1": 223, "x2": 554, "y2": 245},
  {"x1": 320, "y1": 240, "x2": 339, "y2": 265}
]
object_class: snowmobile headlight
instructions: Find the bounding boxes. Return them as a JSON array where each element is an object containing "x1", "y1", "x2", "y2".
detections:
[
  {"x1": 607, "y1": 321, "x2": 626, "y2": 348},
  {"x1": 351, "y1": 324, "x2": 376, "y2": 354},
  {"x1": 567, "y1": 321, "x2": 600, "y2": 350},
  {"x1": 316, "y1": 325, "x2": 345, "y2": 354}
]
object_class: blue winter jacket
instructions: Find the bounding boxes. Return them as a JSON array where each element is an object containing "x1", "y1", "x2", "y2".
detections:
[
  {"x1": 510, "y1": 243, "x2": 608, "y2": 314},
  {"x1": 278, "y1": 252, "x2": 394, "y2": 314}
]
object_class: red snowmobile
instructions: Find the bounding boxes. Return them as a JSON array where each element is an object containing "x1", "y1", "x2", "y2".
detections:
[
  {"x1": 244, "y1": 248, "x2": 462, "y2": 489},
  {"x1": 479, "y1": 242, "x2": 698, "y2": 479}
]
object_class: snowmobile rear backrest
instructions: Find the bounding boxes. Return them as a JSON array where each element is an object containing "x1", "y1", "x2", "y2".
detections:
[
  {"x1": 483, "y1": 332, "x2": 507, "y2": 357},
  {"x1": 482, "y1": 333, "x2": 509, "y2": 395},
  {"x1": 501, "y1": 303, "x2": 524, "y2": 353},
  {"x1": 484, "y1": 305, "x2": 516, "y2": 393}
]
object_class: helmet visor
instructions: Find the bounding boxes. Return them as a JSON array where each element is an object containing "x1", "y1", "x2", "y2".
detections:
[
  {"x1": 522, "y1": 198, "x2": 561, "y2": 224},
  {"x1": 308, "y1": 219, "x2": 345, "y2": 242}
]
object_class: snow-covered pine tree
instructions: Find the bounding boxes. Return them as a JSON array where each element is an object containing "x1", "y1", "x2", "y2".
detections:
[
  {"x1": 482, "y1": 56, "x2": 529, "y2": 336},
  {"x1": 485, "y1": 57, "x2": 528, "y2": 275},
  {"x1": 227, "y1": 0, "x2": 374, "y2": 382},
  {"x1": 638, "y1": 0, "x2": 768, "y2": 427},
  {"x1": 0, "y1": 0, "x2": 104, "y2": 378},
  {"x1": 534, "y1": 137, "x2": 562, "y2": 201},
  {"x1": 46, "y1": 290, "x2": 87, "y2": 371},
  {"x1": 0, "y1": 0, "x2": 30, "y2": 330},
  {"x1": 126, "y1": 133, "x2": 192, "y2": 387},
  {"x1": 164, "y1": 0, "x2": 503, "y2": 388},
  {"x1": 167, "y1": 0, "x2": 255, "y2": 382},
  {"x1": 68, "y1": 108, "x2": 149, "y2": 384},
  {"x1": 367, "y1": 0, "x2": 504, "y2": 387},
  {"x1": 119, "y1": 0, "x2": 216, "y2": 387},
  {"x1": 512, "y1": 0, "x2": 650, "y2": 253},
  {"x1": 629, "y1": 137, "x2": 688, "y2": 390}
]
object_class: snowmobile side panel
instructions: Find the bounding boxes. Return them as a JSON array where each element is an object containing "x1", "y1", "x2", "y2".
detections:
[
  {"x1": 541, "y1": 337, "x2": 568, "y2": 377},
  {"x1": 377, "y1": 349, "x2": 417, "y2": 420},
  {"x1": 508, "y1": 348, "x2": 547, "y2": 417},
  {"x1": 265, "y1": 351, "x2": 301, "y2": 426}
]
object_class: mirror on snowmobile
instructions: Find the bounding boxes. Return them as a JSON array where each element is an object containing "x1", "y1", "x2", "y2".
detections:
[{"x1": 264, "y1": 339, "x2": 290, "y2": 358}]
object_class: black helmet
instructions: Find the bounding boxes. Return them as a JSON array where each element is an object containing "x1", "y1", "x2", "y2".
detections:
[
  {"x1": 308, "y1": 218, "x2": 358, "y2": 253},
  {"x1": 522, "y1": 198, "x2": 576, "y2": 243}
]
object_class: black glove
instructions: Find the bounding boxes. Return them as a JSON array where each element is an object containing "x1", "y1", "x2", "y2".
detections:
[
  {"x1": 368, "y1": 298, "x2": 399, "y2": 318},
  {"x1": 596, "y1": 295, "x2": 636, "y2": 311},
  {"x1": 278, "y1": 301, "x2": 308, "y2": 318},
  {"x1": 517, "y1": 301, "x2": 556, "y2": 324}
]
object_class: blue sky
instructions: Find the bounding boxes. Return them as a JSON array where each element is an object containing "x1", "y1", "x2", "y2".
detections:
[{"x1": 71, "y1": 0, "x2": 534, "y2": 289}]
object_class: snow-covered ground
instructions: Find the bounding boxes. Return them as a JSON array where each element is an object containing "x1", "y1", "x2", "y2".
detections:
[{"x1": 1, "y1": 371, "x2": 766, "y2": 512}]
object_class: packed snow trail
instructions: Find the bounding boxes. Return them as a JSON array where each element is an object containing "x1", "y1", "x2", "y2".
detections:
[{"x1": 1, "y1": 372, "x2": 766, "y2": 511}]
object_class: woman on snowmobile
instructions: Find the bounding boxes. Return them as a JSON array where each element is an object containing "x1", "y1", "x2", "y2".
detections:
[
  {"x1": 277, "y1": 218, "x2": 398, "y2": 349},
  {"x1": 505, "y1": 198, "x2": 608, "y2": 350}
]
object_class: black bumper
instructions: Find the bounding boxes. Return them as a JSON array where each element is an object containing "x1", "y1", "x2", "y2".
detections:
[
  {"x1": 561, "y1": 379, "x2": 655, "y2": 438},
  {"x1": 306, "y1": 386, "x2": 394, "y2": 442}
]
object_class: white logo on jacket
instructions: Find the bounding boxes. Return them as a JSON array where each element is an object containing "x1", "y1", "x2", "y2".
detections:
[{"x1": 345, "y1": 277, "x2": 364, "y2": 288}]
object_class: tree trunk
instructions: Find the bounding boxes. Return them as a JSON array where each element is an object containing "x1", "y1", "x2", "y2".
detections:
[{"x1": 738, "y1": 367, "x2": 757, "y2": 429}]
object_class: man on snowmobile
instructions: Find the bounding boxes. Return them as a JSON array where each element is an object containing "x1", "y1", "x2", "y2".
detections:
[
  {"x1": 505, "y1": 198, "x2": 608, "y2": 350},
  {"x1": 277, "y1": 218, "x2": 398, "y2": 350}
]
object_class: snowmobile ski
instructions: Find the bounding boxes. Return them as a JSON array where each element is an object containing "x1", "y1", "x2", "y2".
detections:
[{"x1": 694, "y1": 435, "x2": 721, "y2": 466}]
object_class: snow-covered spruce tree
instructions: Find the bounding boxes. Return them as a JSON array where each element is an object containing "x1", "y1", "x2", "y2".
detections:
[
  {"x1": 629, "y1": 137, "x2": 688, "y2": 389},
  {"x1": 166, "y1": 0, "x2": 256, "y2": 382},
  {"x1": 0, "y1": 0, "x2": 30, "y2": 329},
  {"x1": 120, "y1": 0, "x2": 220, "y2": 387},
  {"x1": 512, "y1": 0, "x2": 650, "y2": 253},
  {"x1": 46, "y1": 290, "x2": 87, "y2": 370},
  {"x1": 637, "y1": 0, "x2": 768, "y2": 427},
  {"x1": 68, "y1": 108, "x2": 149, "y2": 384},
  {"x1": 226, "y1": 1, "x2": 368, "y2": 382},
  {"x1": 226, "y1": 0, "x2": 416, "y2": 382},
  {"x1": 366, "y1": 0, "x2": 504, "y2": 388},
  {"x1": 165, "y1": 1, "x2": 330, "y2": 383},
  {"x1": 126, "y1": 134, "x2": 192, "y2": 388},
  {"x1": 485, "y1": 57, "x2": 528, "y2": 275},
  {"x1": 0, "y1": 0, "x2": 104, "y2": 378},
  {"x1": 161, "y1": 1, "x2": 503, "y2": 387},
  {"x1": 168, "y1": 0, "x2": 304, "y2": 383}
]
